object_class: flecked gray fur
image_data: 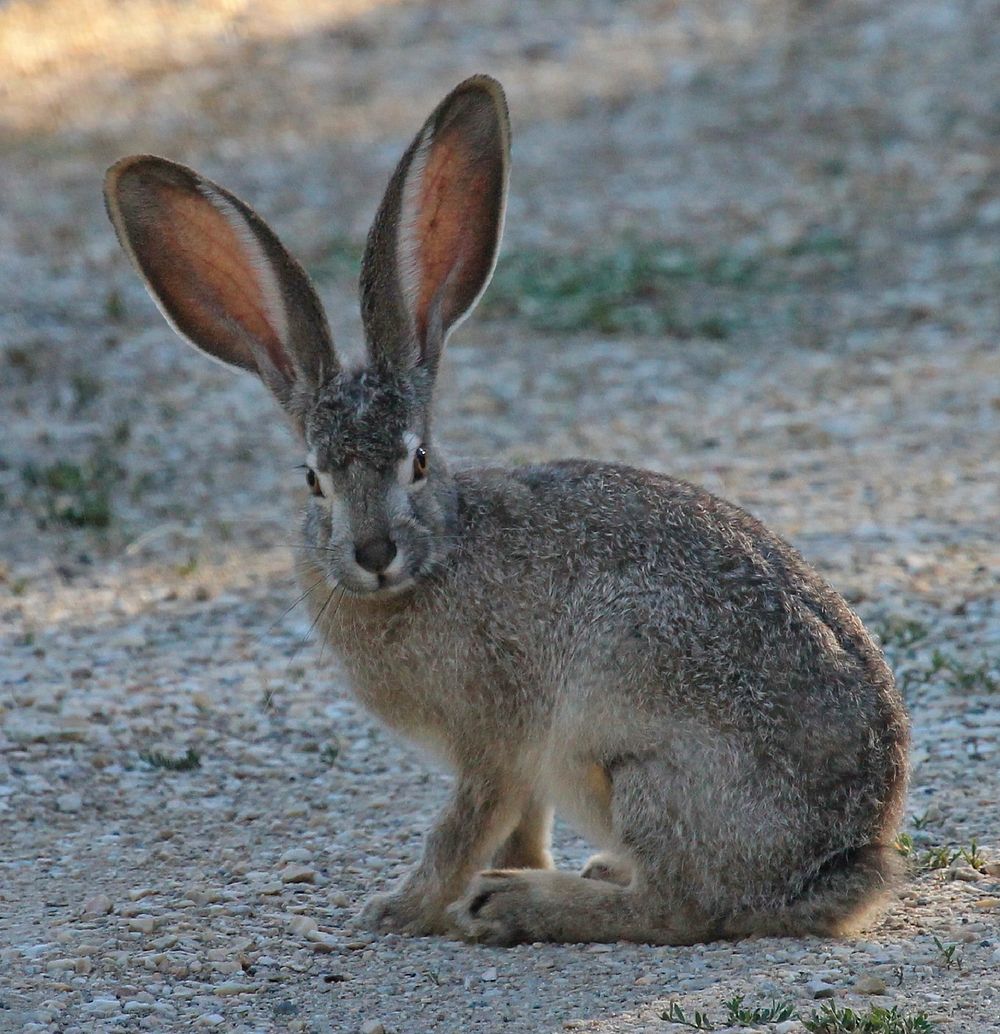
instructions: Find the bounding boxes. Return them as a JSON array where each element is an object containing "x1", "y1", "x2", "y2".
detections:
[{"x1": 105, "y1": 74, "x2": 910, "y2": 946}]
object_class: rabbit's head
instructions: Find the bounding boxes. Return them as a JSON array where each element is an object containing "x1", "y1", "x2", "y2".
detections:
[{"x1": 104, "y1": 76, "x2": 509, "y2": 596}]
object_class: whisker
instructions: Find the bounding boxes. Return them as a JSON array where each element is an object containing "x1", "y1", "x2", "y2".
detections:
[
  {"x1": 286, "y1": 586, "x2": 336, "y2": 671},
  {"x1": 254, "y1": 575, "x2": 326, "y2": 648},
  {"x1": 318, "y1": 585, "x2": 347, "y2": 668}
]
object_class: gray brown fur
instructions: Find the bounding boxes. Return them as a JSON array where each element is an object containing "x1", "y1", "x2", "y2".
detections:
[{"x1": 104, "y1": 74, "x2": 909, "y2": 946}]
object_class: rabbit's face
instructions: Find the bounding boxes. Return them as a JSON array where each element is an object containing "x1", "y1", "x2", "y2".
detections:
[{"x1": 299, "y1": 369, "x2": 452, "y2": 597}]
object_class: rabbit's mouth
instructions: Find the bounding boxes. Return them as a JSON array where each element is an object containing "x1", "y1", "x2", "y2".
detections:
[{"x1": 335, "y1": 570, "x2": 416, "y2": 599}]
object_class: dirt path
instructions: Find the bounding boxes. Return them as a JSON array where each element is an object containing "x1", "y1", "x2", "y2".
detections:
[{"x1": 1, "y1": 1, "x2": 998, "y2": 1031}]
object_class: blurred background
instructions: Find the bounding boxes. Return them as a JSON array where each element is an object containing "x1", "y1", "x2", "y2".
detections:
[
  {"x1": 2, "y1": 0, "x2": 997, "y2": 591},
  {"x1": 2, "y1": 3, "x2": 999, "y2": 1030}
]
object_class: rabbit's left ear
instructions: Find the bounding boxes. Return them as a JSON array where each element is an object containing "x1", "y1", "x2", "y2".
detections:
[{"x1": 360, "y1": 75, "x2": 510, "y2": 378}]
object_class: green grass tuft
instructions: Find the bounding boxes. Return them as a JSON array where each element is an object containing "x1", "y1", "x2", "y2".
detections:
[
  {"x1": 478, "y1": 243, "x2": 750, "y2": 338},
  {"x1": 21, "y1": 453, "x2": 123, "y2": 528},
  {"x1": 803, "y1": 1004, "x2": 935, "y2": 1034},
  {"x1": 139, "y1": 748, "x2": 201, "y2": 772},
  {"x1": 724, "y1": 995, "x2": 797, "y2": 1026}
]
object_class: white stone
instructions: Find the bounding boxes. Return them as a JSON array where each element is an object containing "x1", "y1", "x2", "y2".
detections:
[
  {"x1": 82, "y1": 997, "x2": 121, "y2": 1017},
  {"x1": 288, "y1": 914, "x2": 318, "y2": 936},
  {"x1": 80, "y1": 894, "x2": 113, "y2": 917},
  {"x1": 280, "y1": 864, "x2": 316, "y2": 884},
  {"x1": 280, "y1": 847, "x2": 313, "y2": 863}
]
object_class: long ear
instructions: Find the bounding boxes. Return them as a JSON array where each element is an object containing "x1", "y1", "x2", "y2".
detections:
[
  {"x1": 104, "y1": 155, "x2": 338, "y2": 406},
  {"x1": 360, "y1": 75, "x2": 509, "y2": 378}
]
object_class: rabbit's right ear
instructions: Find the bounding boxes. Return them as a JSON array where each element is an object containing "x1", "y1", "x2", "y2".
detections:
[
  {"x1": 104, "y1": 156, "x2": 338, "y2": 409},
  {"x1": 360, "y1": 75, "x2": 510, "y2": 381}
]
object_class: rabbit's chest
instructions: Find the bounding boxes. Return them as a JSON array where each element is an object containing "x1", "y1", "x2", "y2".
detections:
[{"x1": 323, "y1": 604, "x2": 468, "y2": 742}]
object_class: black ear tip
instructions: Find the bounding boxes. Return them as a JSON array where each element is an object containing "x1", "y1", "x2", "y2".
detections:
[
  {"x1": 437, "y1": 76, "x2": 511, "y2": 156},
  {"x1": 104, "y1": 155, "x2": 203, "y2": 207},
  {"x1": 447, "y1": 74, "x2": 509, "y2": 119},
  {"x1": 458, "y1": 73, "x2": 506, "y2": 99}
]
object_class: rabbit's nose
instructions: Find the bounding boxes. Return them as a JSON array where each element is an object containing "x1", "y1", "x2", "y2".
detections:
[{"x1": 354, "y1": 537, "x2": 397, "y2": 574}]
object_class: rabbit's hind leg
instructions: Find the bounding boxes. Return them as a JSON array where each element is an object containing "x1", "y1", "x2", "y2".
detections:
[
  {"x1": 449, "y1": 757, "x2": 714, "y2": 945},
  {"x1": 491, "y1": 797, "x2": 554, "y2": 870},
  {"x1": 580, "y1": 851, "x2": 633, "y2": 886}
]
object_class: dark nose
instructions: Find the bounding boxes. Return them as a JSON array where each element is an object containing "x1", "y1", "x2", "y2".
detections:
[{"x1": 354, "y1": 537, "x2": 397, "y2": 574}]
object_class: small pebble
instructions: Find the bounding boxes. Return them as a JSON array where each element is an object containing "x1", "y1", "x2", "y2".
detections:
[
  {"x1": 82, "y1": 997, "x2": 121, "y2": 1017},
  {"x1": 80, "y1": 894, "x2": 113, "y2": 917},
  {"x1": 281, "y1": 864, "x2": 317, "y2": 884},
  {"x1": 288, "y1": 915, "x2": 318, "y2": 936},
  {"x1": 214, "y1": 981, "x2": 257, "y2": 996},
  {"x1": 854, "y1": 974, "x2": 887, "y2": 994}
]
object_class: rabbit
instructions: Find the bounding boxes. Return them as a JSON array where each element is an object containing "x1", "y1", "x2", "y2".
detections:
[{"x1": 103, "y1": 74, "x2": 909, "y2": 945}]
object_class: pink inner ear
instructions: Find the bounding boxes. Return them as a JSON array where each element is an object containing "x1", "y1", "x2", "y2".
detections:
[
  {"x1": 410, "y1": 121, "x2": 500, "y2": 345},
  {"x1": 133, "y1": 181, "x2": 293, "y2": 380}
]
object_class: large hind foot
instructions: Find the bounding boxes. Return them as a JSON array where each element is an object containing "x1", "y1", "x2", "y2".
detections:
[
  {"x1": 580, "y1": 851, "x2": 632, "y2": 886},
  {"x1": 448, "y1": 868, "x2": 698, "y2": 945}
]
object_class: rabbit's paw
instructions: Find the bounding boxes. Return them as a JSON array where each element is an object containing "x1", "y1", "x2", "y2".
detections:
[
  {"x1": 359, "y1": 889, "x2": 448, "y2": 937},
  {"x1": 447, "y1": 870, "x2": 540, "y2": 946}
]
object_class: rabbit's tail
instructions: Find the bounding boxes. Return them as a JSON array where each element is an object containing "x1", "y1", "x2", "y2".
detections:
[{"x1": 721, "y1": 842, "x2": 904, "y2": 939}]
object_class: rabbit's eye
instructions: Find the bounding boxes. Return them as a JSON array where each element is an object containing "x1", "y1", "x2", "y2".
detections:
[
  {"x1": 306, "y1": 468, "x2": 324, "y2": 498},
  {"x1": 412, "y1": 446, "x2": 428, "y2": 482}
]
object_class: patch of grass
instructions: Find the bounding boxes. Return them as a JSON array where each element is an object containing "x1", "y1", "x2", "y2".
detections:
[
  {"x1": 902, "y1": 650, "x2": 999, "y2": 695},
  {"x1": 724, "y1": 995, "x2": 796, "y2": 1026},
  {"x1": 803, "y1": 1004, "x2": 935, "y2": 1034},
  {"x1": 932, "y1": 936, "x2": 961, "y2": 970},
  {"x1": 958, "y1": 838, "x2": 986, "y2": 870},
  {"x1": 319, "y1": 742, "x2": 341, "y2": 767},
  {"x1": 479, "y1": 243, "x2": 753, "y2": 338},
  {"x1": 872, "y1": 617, "x2": 930, "y2": 651},
  {"x1": 894, "y1": 832, "x2": 914, "y2": 858},
  {"x1": 138, "y1": 747, "x2": 201, "y2": 771},
  {"x1": 21, "y1": 452, "x2": 123, "y2": 528},
  {"x1": 934, "y1": 652, "x2": 998, "y2": 694},
  {"x1": 911, "y1": 810, "x2": 934, "y2": 831},
  {"x1": 661, "y1": 1002, "x2": 714, "y2": 1029},
  {"x1": 918, "y1": 844, "x2": 958, "y2": 871}
]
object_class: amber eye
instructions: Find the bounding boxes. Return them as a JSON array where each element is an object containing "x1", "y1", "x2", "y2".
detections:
[
  {"x1": 412, "y1": 446, "x2": 428, "y2": 482},
  {"x1": 305, "y1": 468, "x2": 324, "y2": 498}
]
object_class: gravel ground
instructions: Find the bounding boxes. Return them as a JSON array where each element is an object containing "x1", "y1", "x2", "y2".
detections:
[{"x1": 1, "y1": 1, "x2": 998, "y2": 1031}]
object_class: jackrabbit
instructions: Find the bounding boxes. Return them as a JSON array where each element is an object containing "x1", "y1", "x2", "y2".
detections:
[{"x1": 104, "y1": 75, "x2": 909, "y2": 945}]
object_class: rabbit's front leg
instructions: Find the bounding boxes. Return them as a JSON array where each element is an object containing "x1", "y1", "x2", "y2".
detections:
[{"x1": 360, "y1": 773, "x2": 526, "y2": 936}]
